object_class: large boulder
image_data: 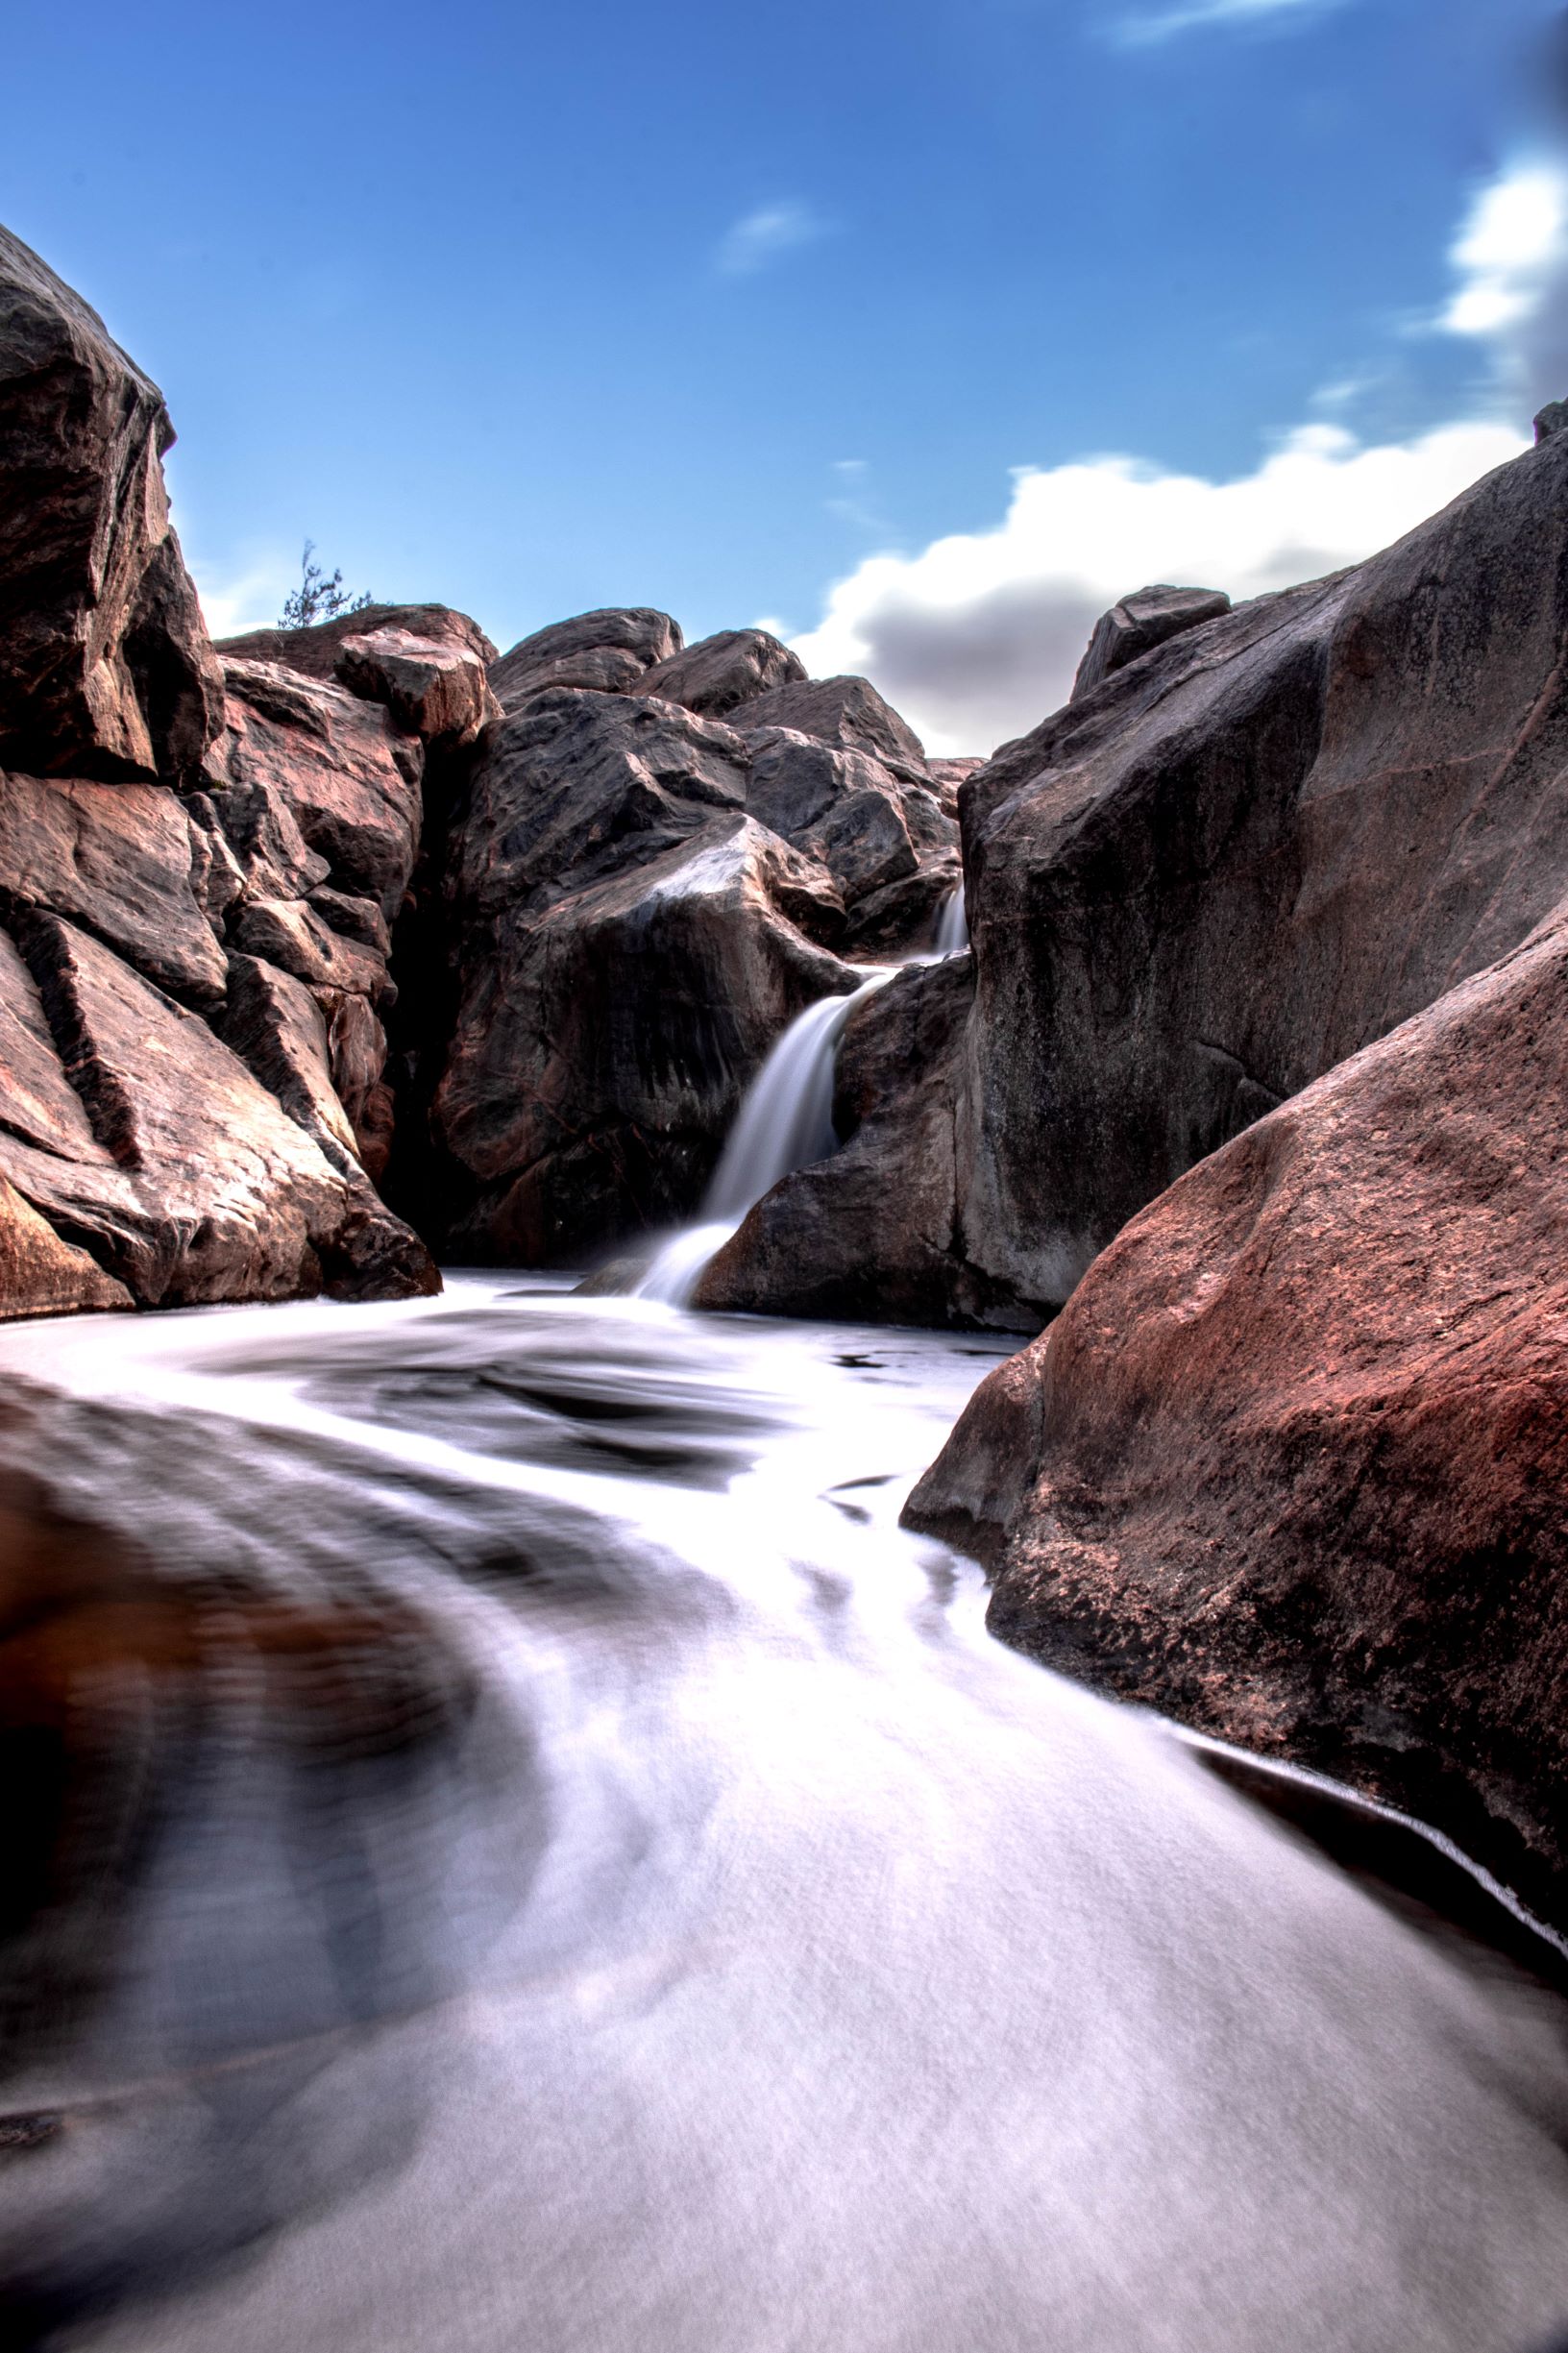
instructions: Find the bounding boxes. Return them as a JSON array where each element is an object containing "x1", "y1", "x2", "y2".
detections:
[
  {"x1": 633, "y1": 627, "x2": 804, "y2": 717},
  {"x1": 0, "y1": 911, "x2": 434, "y2": 1305},
  {"x1": 697, "y1": 955, "x2": 1019, "y2": 1326},
  {"x1": 435, "y1": 817, "x2": 854, "y2": 1262},
  {"x1": 215, "y1": 601, "x2": 496, "y2": 682},
  {"x1": 730, "y1": 673, "x2": 928, "y2": 779},
  {"x1": 1069, "y1": 582, "x2": 1231, "y2": 702},
  {"x1": 904, "y1": 904, "x2": 1568, "y2": 1926},
  {"x1": 741, "y1": 726, "x2": 957, "y2": 936},
  {"x1": 0, "y1": 225, "x2": 223, "y2": 783},
  {"x1": 489, "y1": 607, "x2": 681, "y2": 711},
  {"x1": 335, "y1": 625, "x2": 499, "y2": 748}
]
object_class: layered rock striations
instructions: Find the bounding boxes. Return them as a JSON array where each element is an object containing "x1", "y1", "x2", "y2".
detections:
[
  {"x1": 0, "y1": 224, "x2": 443, "y2": 1315},
  {"x1": 0, "y1": 227, "x2": 223, "y2": 785}
]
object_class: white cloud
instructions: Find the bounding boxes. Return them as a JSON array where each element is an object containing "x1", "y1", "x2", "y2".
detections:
[
  {"x1": 715, "y1": 201, "x2": 830, "y2": 278},
  {"x1": 792, "y1": 419, "x2": 1525, "y2": 756},
  {"x1": 1111, "y1": 0, "x2": 1349, "y2": 48},
  {"x1": 1440, "y1": 159, "x2": 1568, "y2": 409}
]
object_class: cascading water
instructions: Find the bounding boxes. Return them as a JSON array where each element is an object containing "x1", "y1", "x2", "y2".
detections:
[
  {"x1": 635, "y1": 968, "x2": 894, "y2": 1305},
  {"x1": 932, "y1": 883, "x2": 969, "y2": 957}
]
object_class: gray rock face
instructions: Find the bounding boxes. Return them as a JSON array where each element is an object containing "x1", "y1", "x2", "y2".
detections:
[
  {"x1": 742, "y1": 727, "x2": 957, "y2": 928},
  {"x1": 728, "y1": 673, "x2": 927, "y2": 778},
  {"x1": 0, "y1": 224, "x2": 224, "y2": 783},
  {"x1": 489, "y1": 607, "x2": 681, "y2": 711},
  {"x1": 719, "y1": 428, "x2": 1568, "y2": 1330},
  {"x1": 1069, "y1": 583, "x2": 1232, "y2": 702},
  {"x1": 396, "y1": 675, "x2": 966, "y2": 1264},
  {"x1": 633, "y1": 628, "x2": 804, "y2": 717},
  {"x1": 433, "y1": 812, "x2": 855, "y2": 1262}
]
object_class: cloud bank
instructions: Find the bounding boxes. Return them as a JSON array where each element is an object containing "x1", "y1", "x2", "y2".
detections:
[
  {"x1": 791, "y1": 421, "x2": 1524, "y2": 755},
  {"x1": 792, "y1": 157, "x2": 1568, "y2": 757}
]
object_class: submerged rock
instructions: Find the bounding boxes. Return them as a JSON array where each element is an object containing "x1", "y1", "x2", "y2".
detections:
[{"x1": 906, "y1": 904, "x2": 1568, "y2": 1924}]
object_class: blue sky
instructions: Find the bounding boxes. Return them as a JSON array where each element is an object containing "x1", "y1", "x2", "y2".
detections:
[{"x1": 4, "y1": 0, "x2": 1563, "y2": 748}]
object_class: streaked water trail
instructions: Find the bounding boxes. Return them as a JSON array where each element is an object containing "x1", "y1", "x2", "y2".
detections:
[
  {"x1": 0, "y1": 1278, "x2": 1563, "y2": 2352},
  {"x1": 635, "y1": 968, "x2": 893, "y2": 1303}
]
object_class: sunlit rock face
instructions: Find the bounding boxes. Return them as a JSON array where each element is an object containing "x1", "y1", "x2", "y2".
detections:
[
  {"x1": 0, "y1": 227, "x2": 224, "y2": 785},
  {"x1": 906, "y1": 900, "x2": 1568, "y2": 1923}
]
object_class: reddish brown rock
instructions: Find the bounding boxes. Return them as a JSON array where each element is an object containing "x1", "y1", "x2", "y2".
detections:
[
  {"x1": 211, "y1": 660, "x2": 423, "y2": 916},
  {"x1": 335, "y1": 625, "x2": 499, "y2": 747},
  {"x1": 633, "y1": 627, "x2": 803, "y2": 717},
  {"x1": 0, "y1": 1172, "x2": 130, "y2": 1319},
  {"x1": 0, "y1": 912, "x2": 434, "y2": 1306},
  {"x1": 905, "y1": 907, "x2": 1568, "y2": 1923},
  {"x1": 0, "y1": 771, "x2": 227, "y2": 1005},
  {"x1": 0, "y1": 225, "x2": 223, "y2": 783},
  {"x1": 220, "y1": 953, "x2": 359, "y2": 1159},
  {"x1": 215, "y1": 602, "x2": 495, "y2": 682},
  {"x1": 229, "y1": 896, "x2": 391, "y2": 1005}
]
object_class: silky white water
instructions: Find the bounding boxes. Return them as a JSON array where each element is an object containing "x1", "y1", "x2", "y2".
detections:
[
  {"x1": 932, "y1": 882, "x2": 969, "y2": 956},
  {"x1": 635, "y1": 968, "x2": 894, "y2": 1303},
  {"x1": 0, "y1": 1279, "x2": 1565, "y2": 2351}
]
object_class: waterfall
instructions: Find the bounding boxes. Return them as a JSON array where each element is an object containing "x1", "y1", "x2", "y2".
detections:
[
  {"x1": 932, "y1": 884, "x2": 968, "y2": 957},
  {"x1": 635, "y1": 968, "x2": 894, "y2": 1305}
]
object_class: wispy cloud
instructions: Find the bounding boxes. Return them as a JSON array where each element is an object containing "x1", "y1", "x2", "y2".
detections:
[
  {"x1": 1436, "y1": 156, "x2": 1568, "y2": 416},
  {"x1": 1111, "y1": 0, "x2": 1351, "y2": 49},
  {"x1": 715, "y1": 201, "x2": 831, "y2": 278}
]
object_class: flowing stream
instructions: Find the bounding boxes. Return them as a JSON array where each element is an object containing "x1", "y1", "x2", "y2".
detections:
[{"x1": 0, "y1": 1278, "x2": 1565, "y2": 2351}]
